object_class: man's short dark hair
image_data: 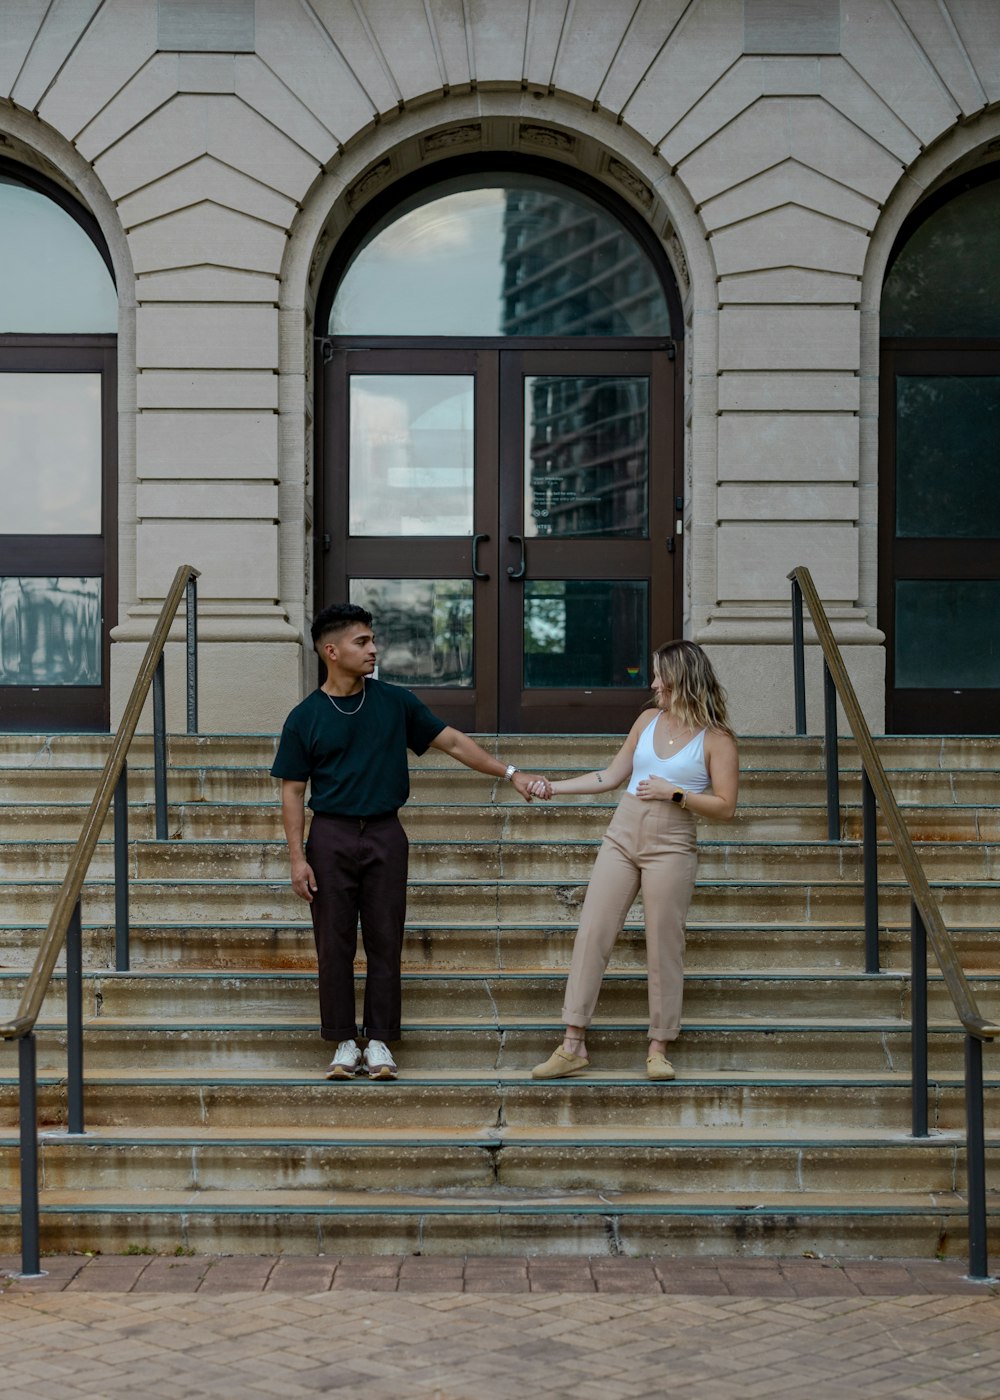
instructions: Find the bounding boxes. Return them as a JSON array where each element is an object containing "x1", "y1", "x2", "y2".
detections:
[{"x1": 311, "y1": 602, "x2": 373, "y2": 648}]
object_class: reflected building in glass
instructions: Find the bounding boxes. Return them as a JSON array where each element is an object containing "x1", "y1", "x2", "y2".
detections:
[
  {"x1": 503, "y1": 187, "x2": 654, "y2": 543},
  {"x1": 0, "y1": 577, "x2": 102, "y2": 686},
  {"x1": 502, "y1": 188, "x2": 659, "y2": 688}
]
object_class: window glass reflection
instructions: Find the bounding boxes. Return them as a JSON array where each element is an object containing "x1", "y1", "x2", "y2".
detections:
[
  {"x1": 895, "y1": 581, "x2": 1000, "y2": 689},
  {"x1": 896, "y1": 377, "x2": 1000, "y2": 539},
  {"x1": 882, "y1": 179, "x2": 1000, "y2": 338},
  {"x1": 331, "y1": 176, "x2": 670, "y2": 337},
  {"x1": 0, "y1": 175, "x2": 116, "y2": 333},
  {"x1": 351, "y1": 578, "x2": 473, "y2": 687},
  {"x1": 524, "y1": 580, "x2": 648, "y2": 688},
  {"x1": 0, "y1": 577, "x2": 102, "y2": 686},
  {"x1": 0, "y1": 374, "x2": 103, "y2": 535},
  {"x1": 525, "y1": 376, "x2": 649, "y2": 538},
  {"x1": 350, "y1": 375, "x2": 474, "y2": 537}
]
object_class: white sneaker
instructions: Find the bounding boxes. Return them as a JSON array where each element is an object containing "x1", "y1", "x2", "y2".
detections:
[
  {"x1": 363, "y1": 1040, "x2": 397, "y2": 1079},
  {"x1": 325, "y1": 1039, "x2": 361, "y2": 1080}
]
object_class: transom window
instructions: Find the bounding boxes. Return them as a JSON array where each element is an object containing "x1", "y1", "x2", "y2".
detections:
[
  {"x1": 0, "y1": 173, "x2": 116, "y2": 334},
  {"x1": 330, "y1": 174, "x2": 671, "y2": 339}
]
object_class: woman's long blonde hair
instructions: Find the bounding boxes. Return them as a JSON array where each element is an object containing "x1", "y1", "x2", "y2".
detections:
[{"x1": 652, "y1": 640, "x2": 735, "y2": 739}]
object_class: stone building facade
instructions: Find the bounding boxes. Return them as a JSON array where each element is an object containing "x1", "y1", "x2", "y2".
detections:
[{"x1": 1, "y1": 0, "x2": 998, "y2": 735}]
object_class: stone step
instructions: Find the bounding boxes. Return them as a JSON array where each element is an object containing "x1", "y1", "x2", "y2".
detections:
[
  {"x1": 10, "y1": 837, "x2": 1000, "y2": 883},
  {"x1": 1, "y1": 1066, "x2": 997, "y2": 1131},
  {"x1": 0, "y1": 1185, "x2": 993, "y2": 1259},
  {"x1": 3, "y1": 732, "x2": 997, "y2": 770},
  {"x1": 3, "y1": 766, "x2": 999, "y2": 805},
  {"x1": 3, "y1": 920, "x2": 998, "y2": 973},
  {"x1": 1, "y1": 1125, "x2": 994, "y2": 1196},
  {"x1": 7, "y1": 801, "x2": 999, "y2": 844},
  {"x1": 3, "y1": 731, "x2": 997, "y2": 1265},
  {"x1": 4, "y1": 968, "x2": 998, "y2": 1022},
  {"x1": 14, "y1": 1018, "x2": 988, "y2": 1075},
  {"x1": 4, "y1": 876, "x2": 1000, "y2": 925}
]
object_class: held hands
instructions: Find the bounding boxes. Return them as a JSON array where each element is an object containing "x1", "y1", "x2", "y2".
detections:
[
  {"x1": 513, "y1": 771, "x2": 552, "y2": 803},
  {"x1": 290, "y1": 858, "x2": 318, "y2": 903},
  {"x1": 635, "y1": 776, "x2": 681, "y2": 803}
]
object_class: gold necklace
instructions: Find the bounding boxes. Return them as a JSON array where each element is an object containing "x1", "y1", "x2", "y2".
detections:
[{"x1": 662, "y1": 713, "x2": 688, "y2": 747}]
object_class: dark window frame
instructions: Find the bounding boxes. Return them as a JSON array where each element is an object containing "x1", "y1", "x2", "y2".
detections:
[
  {"x1": 0, "y1": 162, "x2": 117, "y2": 732},
  {"x1": 314, "y1": 157, "x2": 683, "y2": 732}
]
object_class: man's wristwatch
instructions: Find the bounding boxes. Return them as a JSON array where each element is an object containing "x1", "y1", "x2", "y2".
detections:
[{"x1": 503, "y1": 764, "x2": 519, "y2": 782}]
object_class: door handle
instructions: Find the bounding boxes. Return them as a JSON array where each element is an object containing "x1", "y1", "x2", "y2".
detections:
[
  {"x1": 506, "y1": 534, "x2": 525, "y2": 580},
  {"x1": 471, "y1": 533, "x2": 489, "y2": 580}
]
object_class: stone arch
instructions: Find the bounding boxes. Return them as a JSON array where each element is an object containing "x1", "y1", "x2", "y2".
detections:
[{"x1": 276, "y1": 90, "x2": 716, "y2": 665}]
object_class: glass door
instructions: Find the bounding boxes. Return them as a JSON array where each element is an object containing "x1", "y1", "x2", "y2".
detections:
[
  {"x1": 0, "y1": 346, "x2": 116, "y2": 731},
  {"x1": 879, "y1": 346, "x2": 1000, "y2": 733},
  {"x1": 498, "y1": 350, "x2": 676, "y2": 730},
  {"x1": 323, "y1": 347, "x2": 678, "y2": 732},
  {"x1": 325, "y1": 348, "x2": 500, "y2": 729}
]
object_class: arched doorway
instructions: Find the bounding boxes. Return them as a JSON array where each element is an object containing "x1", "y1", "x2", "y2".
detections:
[
  {"x1": 879, "y1": 168, "x2": 1000, "y2": 734},
  {"x1": 316, "y1": 159, "x2": 682, "y2": 732},
  {"x1": 0, "y1": 161, "x2": 117, "y2": 732}
]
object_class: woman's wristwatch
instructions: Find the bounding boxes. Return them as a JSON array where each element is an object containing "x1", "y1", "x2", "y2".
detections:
[
  {"x1": 671, "y1": 788, "x2": 688, "y2": 808},
  {"x1": 503, "y1": 764, "x2": 519, "y2": 782}
]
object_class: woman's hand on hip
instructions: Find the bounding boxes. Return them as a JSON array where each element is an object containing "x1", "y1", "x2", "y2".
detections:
[{"x1": 635, "y1": 777, "x2": 679, "y2": 802}]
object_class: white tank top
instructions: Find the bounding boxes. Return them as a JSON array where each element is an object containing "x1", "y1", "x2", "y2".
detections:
[{"x1": 626, "y1": 712, "x2": 710, "y2": 796}]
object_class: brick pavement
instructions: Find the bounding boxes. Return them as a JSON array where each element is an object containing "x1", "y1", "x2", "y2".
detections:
[{"x1": 1, "y1": 1256, "x2": 998, "y2": 1399}]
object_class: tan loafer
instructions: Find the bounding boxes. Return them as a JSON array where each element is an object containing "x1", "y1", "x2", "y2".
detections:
[
  {"x1": 531, "y1": 1046, "x2": 590, "y2": 1079},
  {"x1": 646, "y1": 1052, "x2": 675, "y2": 1081}
]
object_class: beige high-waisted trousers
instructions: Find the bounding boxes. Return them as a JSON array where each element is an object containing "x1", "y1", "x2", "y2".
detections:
[{"x1": 561, "y1": 792, "x2": 698, "y2": 1042}]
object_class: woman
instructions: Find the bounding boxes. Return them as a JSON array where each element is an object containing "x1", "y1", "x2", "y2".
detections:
[{"x1": 528, "y1": 640, "x2": 739, "y2": 1081}]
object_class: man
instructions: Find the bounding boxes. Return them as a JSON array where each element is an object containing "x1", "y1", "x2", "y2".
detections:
[{"x1": 272, "y1": 602, "x2": 550, "y2": 1080}]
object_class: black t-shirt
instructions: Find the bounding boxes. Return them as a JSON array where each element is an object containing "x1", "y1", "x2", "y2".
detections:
[{"x1": 270, "y1": 681, "x2": 447, "y2": 817}]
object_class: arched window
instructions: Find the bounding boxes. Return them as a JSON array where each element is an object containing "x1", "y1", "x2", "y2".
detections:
[
  {"x1": 330, "y1": 174, "x2": 671, "y2": 338},
  {"x1": 879, "y1": 169, "x2": 1000, "y2": 734},
  {"x1": 318, "y1": 161, "x2": 680, "y2": 733},
  {"x1": 0, "y1": 163, "x2": 117, "y2": 732}
]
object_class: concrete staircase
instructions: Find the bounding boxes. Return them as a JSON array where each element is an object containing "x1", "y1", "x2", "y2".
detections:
[{"x1": 0, "y1": 732, "x2": 998, "y2": 1259}]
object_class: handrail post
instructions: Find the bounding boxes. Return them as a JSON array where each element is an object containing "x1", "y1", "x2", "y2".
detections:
[
  {"x1": 18, "y1": 1032, "x2": 42, "y2": 1277},
  {"x1": 153, "y1": 653, "x2": 168, "y2": 841},
  {"x1": 964, "y1": 1034, "x2": 991, "y2": 1281},
  {"x1": 66, "y1": 899, "x2": 84, "y2": 1135},
  {"x1": 822, "y1": 661, "x2": 840, "y2": 841},
  {"x1": 790, "y1": 576, "x2": 806, "y2": 735},
  {"x1": 862, "y1": 771, "x2": 880, "y2": 973},
  {"x1": 911, "y1": 902, "x2": 929, "y2": 1138},
  {"x1": 114, "y1": 763, "x2": 130, "y2": 973},
  {"x1": 186, "y1": 574, "x2": 198, "y2": 735}
]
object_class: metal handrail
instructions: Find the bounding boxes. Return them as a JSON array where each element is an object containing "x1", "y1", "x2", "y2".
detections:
[
  {"x1": 1, "y1": 563, "x2": 199, "y2": 1275},
  {"x1": 0, "y1": 565, "x2": 198, "y2": 1039},
  {"x1": 790, "y1": 567, "x2": 996, "y2": 1042},
  {"x1": 789, "y1": 564, "x2": 998, "y2": 1280}
]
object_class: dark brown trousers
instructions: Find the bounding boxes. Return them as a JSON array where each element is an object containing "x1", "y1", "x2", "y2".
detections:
[{"x1": 305, "y1": 811, "x2": 409, "y2": 1042}]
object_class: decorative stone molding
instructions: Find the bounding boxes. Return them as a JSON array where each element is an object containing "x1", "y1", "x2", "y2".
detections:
[
  {"x1": 421, "y1": 123, "x2": 481, "y2": 155},
  {"x1": 518, "y1": 123, "x2": 574, "y2": 152},
  {"x1": 347, "y1": 158, "x2": 392, "y2": 208},
  {"x1": 666, "y1": 226, "x2": 690, "y2": 292},
  {"x1": 607, "y1": 157, "x2": 654, "y2": 211}
]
